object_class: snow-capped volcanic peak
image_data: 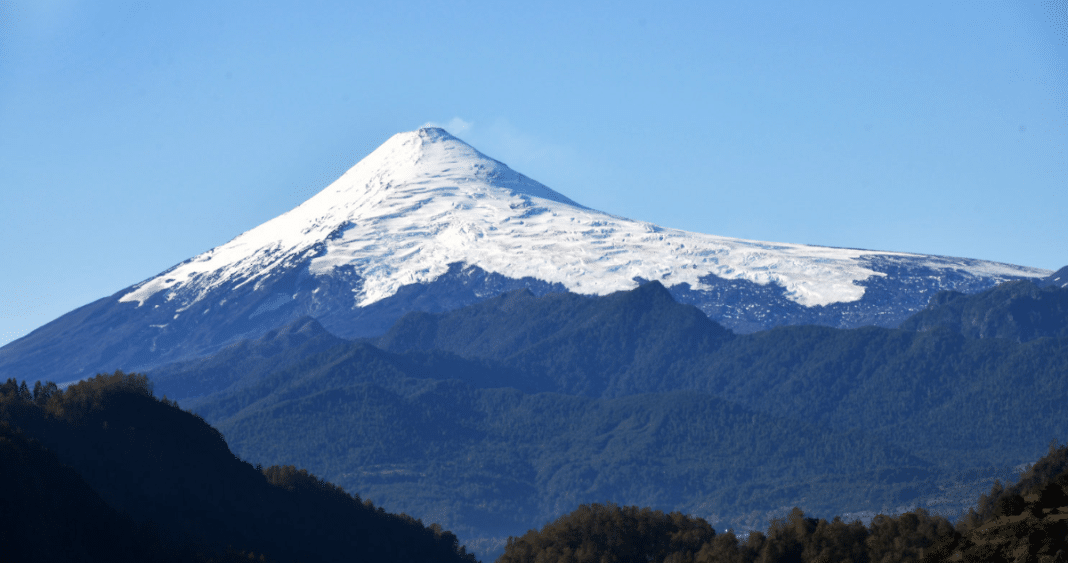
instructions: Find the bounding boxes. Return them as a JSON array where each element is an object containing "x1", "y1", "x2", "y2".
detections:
[
  {"x1": 318, "y1": 127, "x2": 586, "y2": 210},
  {"x1": 120, "y1": 127, "x2": 1045, "y2": 311}
]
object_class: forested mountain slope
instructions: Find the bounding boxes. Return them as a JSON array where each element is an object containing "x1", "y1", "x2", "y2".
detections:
[
  {"x1": 375, "y1": 282, "x2": 735, "y2": 397},
  {"x1": 899, "y1": 279, "x2": 1068, "y2": 341},
  {"x1": 149, "y1": 316, "x2": 351, "y2": 402},
  {"x1": 141, "y1": 278, "x2": 1068, "y2": 558},
  {"x1": 7, "y1": 373, "x2": 1067, "y2": 561},
  {"x1": 375, "y1": 280, "x2": 1068, "y2": 466}
]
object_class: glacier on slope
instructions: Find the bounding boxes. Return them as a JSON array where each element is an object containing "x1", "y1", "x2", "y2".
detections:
[{"x1": 120, "y1": 127, "x2": 1038, "y2": 314}]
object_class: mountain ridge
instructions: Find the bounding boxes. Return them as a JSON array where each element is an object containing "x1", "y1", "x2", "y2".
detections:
[
  {"x1": 142, "y1": 277, "x2": 1068, "y2": 558},
  {"x1": 900, "y1": 279, "x2": 1068, "y2": 342}
]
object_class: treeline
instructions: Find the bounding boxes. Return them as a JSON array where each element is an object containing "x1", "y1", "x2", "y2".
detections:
[
  {"x1": 498, "y1": 438, "x2": 1068, "y2": 563},
  {"x1": 499, "y1": 502, "x2": 949, "y2": 563},
  {"x1": 0, "y1": 372, "x2": 477, "y2": 563}
]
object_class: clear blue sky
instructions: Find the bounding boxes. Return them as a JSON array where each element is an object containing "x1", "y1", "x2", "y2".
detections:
[{"x1": 2, "y1": 1, "x2": 1066, "y2": 347}]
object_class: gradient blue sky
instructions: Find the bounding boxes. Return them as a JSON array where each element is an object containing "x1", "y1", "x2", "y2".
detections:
[{"x1": 2, "y1": 1, "x2": 1066, "y2": 347}]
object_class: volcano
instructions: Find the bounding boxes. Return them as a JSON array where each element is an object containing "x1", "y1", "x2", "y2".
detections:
[{"x1": 0, "y1": 127, "x2": 1048, "y2": 383}]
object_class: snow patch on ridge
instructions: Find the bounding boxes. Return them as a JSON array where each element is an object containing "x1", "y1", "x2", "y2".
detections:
[{"x1": 119, "y1": 128, "x2": 1049, "y2": 310}]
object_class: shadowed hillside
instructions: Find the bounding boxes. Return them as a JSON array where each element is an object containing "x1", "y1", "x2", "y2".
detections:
[{"x1": 0, "y1": 373, "x2": 477, "y2": 563}]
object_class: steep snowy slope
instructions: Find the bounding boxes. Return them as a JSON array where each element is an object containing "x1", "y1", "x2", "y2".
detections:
[
  {"x1": 0, "y1": 128, "x2": 1048, "y2": 382},
  {"x1": 119, "y1": 127, "x2": 1033, "y2": 313}
]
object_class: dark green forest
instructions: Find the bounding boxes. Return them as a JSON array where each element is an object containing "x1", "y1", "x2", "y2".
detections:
[
  {"x1": 142, "y1": 279, "x2": 1068, "y2": 553},
  {"x1": 4, "y1": 277, "x2": 1067, "y2": 561},
  {"x1": 4, "y1": 373, "x2": 1068, "y2": 561},
  {"x1": 370, "y1": 280, "x2": 1068, "y2": 467}
]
